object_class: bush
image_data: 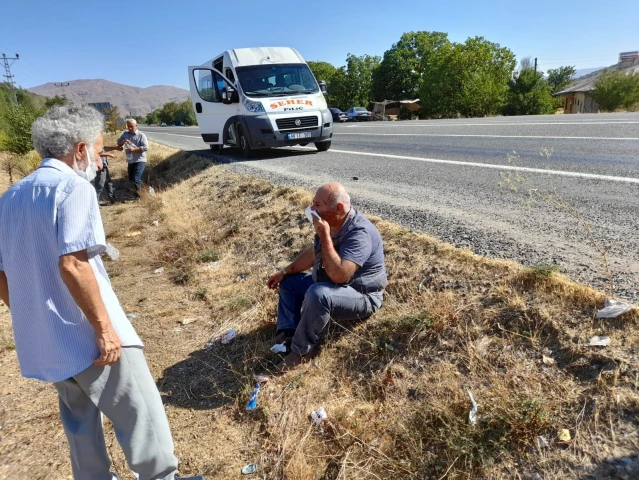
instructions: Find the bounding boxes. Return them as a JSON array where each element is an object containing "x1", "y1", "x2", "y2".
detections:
[
  {"x1": 591, "y1": 70, "x2": 639, "y2": 111},
  {"x1": 504, "y1": 69, "x2": 554, "y2": 116}
]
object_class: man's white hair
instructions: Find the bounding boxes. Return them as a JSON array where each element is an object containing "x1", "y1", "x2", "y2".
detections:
[
  {"x1": 32, "y1": 105, "x2": 104, "y2": 159},
  {"x1": 330, "y1": 186, "x2": 351, "y2": 210},
  {"x1": 126, "y1": 118, "x2": 137, "y2": 125}
]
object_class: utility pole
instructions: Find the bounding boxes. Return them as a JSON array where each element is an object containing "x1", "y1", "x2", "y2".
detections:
[
  {"x1": 2, "y1": 53, "x2": 19, "y2": 105},
  {"x1": 534, "y1": 57, "x2": 538, "y2": 74},
  {"x1": 1, "y1": 53, "x2": 19, "y2": 86},
  {"x1": 54, "y1": 82, "x2": 70, "y2": 99}
]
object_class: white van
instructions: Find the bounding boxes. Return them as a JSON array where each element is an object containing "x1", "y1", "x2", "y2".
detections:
[{"x1": 188, "y1": 47, "x2": 333, "y2": 157}]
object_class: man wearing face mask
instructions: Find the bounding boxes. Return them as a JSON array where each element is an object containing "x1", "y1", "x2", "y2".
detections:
[
  {"x1": 0, "y1": 105, "x2": 204, "y2": 480},
  {"x1": 267, "y1": 183, "x2": 387, "y2": 370}
]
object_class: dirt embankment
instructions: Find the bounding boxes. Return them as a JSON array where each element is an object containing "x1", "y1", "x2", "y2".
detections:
[{"x1": 0, "y1": 143, "x2": 637, "y2": 479}]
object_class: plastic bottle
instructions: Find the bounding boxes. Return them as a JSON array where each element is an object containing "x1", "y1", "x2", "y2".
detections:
[
  {"x1": 125, "y1": 141, "x2": 134, "y2": 162},
  {"x1": 246, "y1": 383, "x2": 260, "y2": 411},
  {"x1": 105, "y1": 243, "x2": 120, "y2": 261}
]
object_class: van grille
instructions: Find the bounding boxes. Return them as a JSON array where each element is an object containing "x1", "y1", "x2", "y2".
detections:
[{"x1": 276, "y1": 116, "x2": 319, "y2": 132}]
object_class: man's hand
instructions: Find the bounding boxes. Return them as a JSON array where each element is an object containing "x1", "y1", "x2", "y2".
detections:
[
  {"x1": 96, "y1": 157, "x2": 104, "y2": 171},
  {"x1": 59, "y1": 249, "x2": 122, "y2": 367},
  {"x1": 313, "y1": 215, "x2": 330, "y2": 240},
  {"x1": 267, "y1": 271, "x2": 286, "y2": 290},
  {"x1": 94, "y1": 323, "x2": 122, "y2": 366},
  {"x1": 115, "y1": 145, "x2": 124, "y2": 151}
]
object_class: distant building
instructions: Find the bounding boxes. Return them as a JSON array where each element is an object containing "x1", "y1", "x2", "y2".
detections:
[
  {"x1": 554, "y1": 51, "x2": 639, "y2": 114},
  {"x1": 88, "y1": 102, "x2": 125, "y2": 127},
  {"x1": 88, "y1": 102, "x2": 113, "y2": 116}
]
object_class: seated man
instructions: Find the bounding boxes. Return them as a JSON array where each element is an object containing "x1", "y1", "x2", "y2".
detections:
[{"x1": 267, "y1": 183, "x2": 387, "y2": 370}]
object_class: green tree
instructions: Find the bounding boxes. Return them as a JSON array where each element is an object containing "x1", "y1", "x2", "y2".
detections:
[
  {"x1": 2, "y1": 104, "x2": 38, "y2": 155},
  {"x1": 307, "y1": 61, "x2": 337, "y2": 85},
  {"x1": 330, "y1": 54, "x2": 380, "y2": 110},
  {"x1": 43, "y1": 95, "x2": 68, "y2": 109},
  {"x1": 373, "y1": 31, "x2": 439, "y2": 101},
  {"x1": 175, "y1": 99, "x2": 196, "y2": 125},
  {"x1": 307, "y1": 61, "x2": 338, "y2": 106},
  {"x1": 504, "y1": 60, "x2": 554, "y2": 116},
  {"x1": 546, "y1": 66, "x2": 576, "y2": 93},
  {"x1": 159, "y1": 101, "x2": 179, "y2": 124},
  {"x1": 145, "y1": 109, "x2": 161, "y2": 125},
  {"x1": 0, "y1": 100, "x2": 40, "y2": 184},
  {"x1": 591, "y1": 70, "x2": 639, "y2": 111},
  {"x1": 453, "y1": 37, "x2": 516, "y2": 117}
]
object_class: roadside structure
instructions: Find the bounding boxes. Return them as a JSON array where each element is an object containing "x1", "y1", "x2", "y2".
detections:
[
  {"x1": 371, "y1": 99, "x2": 420, "y2": 120},
  {"x1": 554, "y1": 51, "x2": 639, "y2": 114}
]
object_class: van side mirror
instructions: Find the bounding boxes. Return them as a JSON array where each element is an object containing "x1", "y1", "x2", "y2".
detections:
[
  {"x1": 318, "y1": 81, "x2": 328, "y2": 95},
  {"x1": 222, "y1": 86, "x2": 237, "y2": 104}
]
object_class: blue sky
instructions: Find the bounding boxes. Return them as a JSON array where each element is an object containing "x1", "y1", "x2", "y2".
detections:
[{"x1": 1, "y1": 0, "x2": 636, "y2": 90}]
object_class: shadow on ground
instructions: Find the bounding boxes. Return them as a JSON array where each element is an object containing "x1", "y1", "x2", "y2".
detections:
[{"x1": 156, "y1": 324, "x2": 283, "y2": 410}]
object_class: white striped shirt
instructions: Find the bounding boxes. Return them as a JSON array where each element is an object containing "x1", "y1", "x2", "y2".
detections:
[{"x1": 0, "y1": 158, "x2": 142, "y2": 382}]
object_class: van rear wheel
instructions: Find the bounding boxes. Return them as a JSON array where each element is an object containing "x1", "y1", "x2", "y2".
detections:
[
  {"x1": 315, "y1": 140, "x2": 331, "y2": 152},
  {"x1": 238, "y1": 125, "x2": 252, "y2": 158}
]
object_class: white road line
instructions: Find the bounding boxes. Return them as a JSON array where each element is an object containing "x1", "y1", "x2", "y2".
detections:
[
  {"x1": 143, "y1": 132, "x2": 202, "y2": 139},
  {"x1": 345, "y1": 121, "x2": 639, "y2": 128},
  {"x1": 320, "y1": 148, "x2": 639, "y2": 184},
  {"x1": 336, "y1": 133, "x2": 639, "y2": 140}
]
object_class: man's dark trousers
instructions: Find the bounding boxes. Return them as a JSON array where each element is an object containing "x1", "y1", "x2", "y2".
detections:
[{"x1": 94, "y1": 166, "x2": 115, "y2": 203}]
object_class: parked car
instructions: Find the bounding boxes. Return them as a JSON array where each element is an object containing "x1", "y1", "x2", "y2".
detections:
[
  {"x1": 159, "y1": 122, "x2": 167, "y2": 127},
  {"x1": 346, "y1": 107, "x2": 372, "y2": 121},
  {"x1": 329, "y1": 107, "x2": 348, "y2": 122}
]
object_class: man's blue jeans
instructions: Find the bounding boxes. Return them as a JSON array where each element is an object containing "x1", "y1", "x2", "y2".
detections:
[
  {"x1": 277, "y1": 273, "x2": 375, "y2": 355},
  {"x1": 127, "y1": 162, "x2": 146, "y2": 194}
]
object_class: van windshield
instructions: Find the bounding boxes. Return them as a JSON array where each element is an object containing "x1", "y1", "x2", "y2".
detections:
[{"x1": 236, "y1": 63, "x2": 319, "y2": 98}]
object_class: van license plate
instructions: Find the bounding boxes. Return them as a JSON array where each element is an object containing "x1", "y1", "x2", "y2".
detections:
[{"x1": 287, "y1": 132, "x2": 312, "y2": 140}]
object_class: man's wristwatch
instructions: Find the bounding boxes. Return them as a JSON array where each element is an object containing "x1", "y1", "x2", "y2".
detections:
[{"x1": 280, "y1": 267, "x2": 288, "y2": 276}]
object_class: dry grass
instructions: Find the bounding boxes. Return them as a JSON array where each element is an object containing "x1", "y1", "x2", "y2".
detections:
[{"x1": 0, "y1": 143, "x2": 637, "y2": 479}]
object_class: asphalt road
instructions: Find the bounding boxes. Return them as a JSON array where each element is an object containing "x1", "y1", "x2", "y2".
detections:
[{"x1": 141, "y1": 113, "x2": 639, "y2": 302}]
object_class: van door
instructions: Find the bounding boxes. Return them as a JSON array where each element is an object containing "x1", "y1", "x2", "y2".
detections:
[{"x1": 188, "y1": 66, "x2": 239, "y2": 146}]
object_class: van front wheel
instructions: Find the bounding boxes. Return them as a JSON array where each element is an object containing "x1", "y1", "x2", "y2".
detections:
[
  {"x1": 238, "y1": 125, "x2": 253, "y2": 158},
  {"x1": 315, "y1": 140, "x2": 331, "y2": 152}
]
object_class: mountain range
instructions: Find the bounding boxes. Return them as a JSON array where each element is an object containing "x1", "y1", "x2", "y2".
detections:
[
  {"x1": 28, "y1": 79, "x2": 189, "y2": 116},
  {"x1": 573, "y1": 67, "x2": 605, "y2": 79}
]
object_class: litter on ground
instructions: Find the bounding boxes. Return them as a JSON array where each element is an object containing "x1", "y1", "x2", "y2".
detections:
[{"x1": 596, "y1": 298, "x2": 633, "y2": 318}]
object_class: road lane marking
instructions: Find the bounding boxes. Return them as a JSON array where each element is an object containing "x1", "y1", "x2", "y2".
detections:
[
  {"x1": 143, "y1": 132, "x2": 202, "y2": 138},
  {"x1": 345, "y1": 121, "x2": 639, "y2": 128},
  {"x1": 314, "y1": 148, "x2": 639, "y2": 184},
  {"x1": 336, "y1": 133, "x2": 639, "y2": 140}
]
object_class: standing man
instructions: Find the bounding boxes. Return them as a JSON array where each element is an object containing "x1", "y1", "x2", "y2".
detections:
[
  {"x1": 0, "y1": 105, "x2": 203, "y2": 480},
  {"x1": 94, "y1": 149, "x2": 117, "y2": 204},
  {"x1": 117, "y1": 118, "x2": 148, "y2": 197},
  {"x1": 267, "y1": 183, "x2": 387, "y2": 370}
]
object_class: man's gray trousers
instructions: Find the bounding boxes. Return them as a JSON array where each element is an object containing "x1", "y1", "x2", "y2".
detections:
[
  {"x1": 276, "y1": 273, "x2": 375, "y2": 355},
  {"x1": 54, "y1": 347, "x2": 178, "y2": 480}
]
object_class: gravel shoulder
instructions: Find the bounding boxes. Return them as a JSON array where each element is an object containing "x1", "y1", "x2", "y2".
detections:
[{"x1": 143, "y1": 116, "x2": 639, "y2": 303}]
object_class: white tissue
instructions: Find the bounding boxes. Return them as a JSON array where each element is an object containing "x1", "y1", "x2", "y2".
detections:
[{"x1": 304, "y1": 206, "x2": 320, "y2": 224}]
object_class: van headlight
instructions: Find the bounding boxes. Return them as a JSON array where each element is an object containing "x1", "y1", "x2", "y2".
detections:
[{"x1": 244, "y1": 99, "x2": 265, "y2": 113}]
